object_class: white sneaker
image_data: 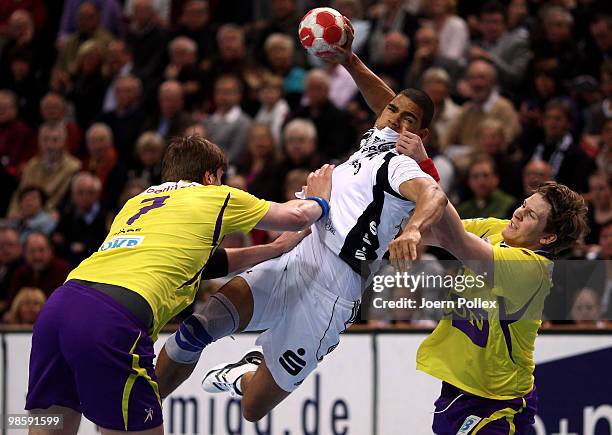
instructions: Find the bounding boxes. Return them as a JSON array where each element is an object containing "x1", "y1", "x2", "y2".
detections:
[{"x1": 201, "y1": 349, "x2": 263, "y2": 397}]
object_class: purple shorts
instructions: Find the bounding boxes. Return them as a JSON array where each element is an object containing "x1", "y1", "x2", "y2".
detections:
[
  {"x1": 26, "y1": 280, "x2": 163, "y2": 431},
  {"x1": 432, "y1": 382, "x2": 537, "y2": 435}
]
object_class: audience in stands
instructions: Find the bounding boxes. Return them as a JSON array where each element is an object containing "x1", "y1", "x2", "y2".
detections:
[{"x1": 0, "y1": 0, "x2": 609, "y2": 327}]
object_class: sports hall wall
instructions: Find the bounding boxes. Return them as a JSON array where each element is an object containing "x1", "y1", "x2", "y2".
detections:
[{"x1": 1, "y1": 331, "x2": 611, "y2": 435}]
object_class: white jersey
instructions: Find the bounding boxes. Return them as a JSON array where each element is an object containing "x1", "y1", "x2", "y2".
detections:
[{"x1": 313, "y1": 127, "x2": 434, "y2": 275}]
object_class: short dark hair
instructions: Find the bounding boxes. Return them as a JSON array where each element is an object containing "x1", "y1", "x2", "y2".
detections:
[
  {"x1": 398, "y1": 88, "x2": 435, "y2": 129},
  {"x1": 18, "y1": 185, "x2": 47, "y2": 204},
  {"x1": 162, "y1": 135, "x2": 228, "y2": 183},
  {"x1": 536, "y1": 181, "x2": 589, "y2": 255},
  {"x1": 544, "y1": 98, "x2": 572, "y2": 122}
]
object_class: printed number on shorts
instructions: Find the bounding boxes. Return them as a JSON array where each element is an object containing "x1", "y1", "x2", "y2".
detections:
[{"x1": 127, "y1": 196, "x2": 170, "y2": 225}]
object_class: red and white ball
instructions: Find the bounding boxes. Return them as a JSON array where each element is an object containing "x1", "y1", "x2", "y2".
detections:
[{"x1": 298, "y1": 7, "x2": 347, "y2": 58}]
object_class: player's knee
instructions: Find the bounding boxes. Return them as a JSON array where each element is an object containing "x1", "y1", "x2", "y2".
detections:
[{"x1": 165, "y1": 293, "x2": 240, "y2": 363}]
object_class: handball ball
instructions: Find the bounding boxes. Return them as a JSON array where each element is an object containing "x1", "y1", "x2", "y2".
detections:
[{"x1": 298, "y1": 7, "x2": 347, "y2": 58}]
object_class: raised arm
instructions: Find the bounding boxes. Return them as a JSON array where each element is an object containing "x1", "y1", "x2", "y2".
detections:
[{"x1": 332, "y1": 18, "x2": 396, "y2": 116}]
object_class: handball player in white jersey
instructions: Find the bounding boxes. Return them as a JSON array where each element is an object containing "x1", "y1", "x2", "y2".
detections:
[{"x1": 155, "y1": 18, "x2": 448, "y2": 421}]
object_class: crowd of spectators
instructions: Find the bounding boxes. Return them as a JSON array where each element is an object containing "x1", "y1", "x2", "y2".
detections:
[{"x1": 0, "y1": 0, "x2": 610, "y2": 327}]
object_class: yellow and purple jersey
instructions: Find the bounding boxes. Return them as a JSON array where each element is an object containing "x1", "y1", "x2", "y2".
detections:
[
  {"x1": 68, "y1": 181, "x2": 270, "y2": 338},
  {"x1": 417, "y1": 218, "x2": 553, "y2": 400}
]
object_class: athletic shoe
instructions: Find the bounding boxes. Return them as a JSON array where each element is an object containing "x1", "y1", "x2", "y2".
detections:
[{"x1": 201, "y1": 349, "x2": 263, "y2": 397}]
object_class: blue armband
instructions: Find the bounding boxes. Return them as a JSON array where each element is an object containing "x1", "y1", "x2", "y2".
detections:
[{"x1": 306, "y1": 196, "x2": 330, "y2": 221}]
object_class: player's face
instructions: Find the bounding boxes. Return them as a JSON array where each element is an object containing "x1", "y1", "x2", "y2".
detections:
[
  {"x1": 502, "y1": 193, "x2": 556, "y2": 250},
  {"x1": 375, "y1": 95, "x2": 424, "y2": 135}
]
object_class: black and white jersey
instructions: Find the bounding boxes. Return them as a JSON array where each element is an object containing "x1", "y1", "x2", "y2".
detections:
[{"x1": 314, "y1": 127, "x2": 434, "y2": 274}]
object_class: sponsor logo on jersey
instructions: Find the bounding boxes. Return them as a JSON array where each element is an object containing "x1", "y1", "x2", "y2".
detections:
[
  {"x1": 279, "y1": 348, "x2": 307, "y2": 376},
  {"x1": 98, "y1": 236, "x2": 144, "y2": 251},
  {"x1": 457, "y1": 415, "x2": 482, "y2": 434}
]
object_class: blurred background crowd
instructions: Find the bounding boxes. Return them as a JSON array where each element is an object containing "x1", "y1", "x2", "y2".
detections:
[{"x1": 0, "y1": 0, "x2": 610, "y2": 328}]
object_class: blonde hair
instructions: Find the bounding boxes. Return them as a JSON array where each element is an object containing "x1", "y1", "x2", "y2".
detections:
[{"x1": 7, "y1": 287, "x2": 46, "y2": 324}]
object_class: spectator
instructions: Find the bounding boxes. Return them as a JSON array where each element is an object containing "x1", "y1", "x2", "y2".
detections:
[
  {"x1": 456, "y1": 154, "x2": 516, "y2": 219},
  {"x1": 124, "y1": 0, "x2": 170, "y2": 27},
  {"x1": 421, "y1": 67, "x2": 461, "y2": 149},
  {"x1": 66, "y1": 40, "x2": 109, "y2": 129},
  {"x1": 519, "y1": 68, "x2": 564, "y2": 130},
  {"x1": 52, "y1": 2, "x2": 113, "y2": 90},
  {"x1": 254, "y1": 74, "x2": 290, "y2": 146},
  {"x1": 468, "y1": 1, "x2": 531, "y2": 95},
  {"x1": 164, "y1": 36, "x2": 206, "y2": 111},
  {"x1": 475, "y1": 117, "x2": 523, "y2": 198},
  {"x1": 596, "y1": 118, "x2": 612, "y2": 179},
  {"x1": 583, "y1": 14, "x2": 612, "y2": 78},
  {"x1": 522, "y1": 99, "x2": 596, "y2": 192},
  {"x1": 182, "y1": 123, "x2": 207, "y2": 137},
  {"x1": 278, "y1": 118, "x2": 324, "y2": 177},
  {"x1": 585, "y1": 61, "x2": 612, "y2": 135},
  {"x1": 128, "y1": 131, "x2": 164, "y2": 186},
  {"x1": 204, "y1": 75, "x2": 252, "y2": 163},
  {"x1": 143, "y1": 80, "x2": 193, "y2": 140},
  {"x1": 57, "y1": 0, "x2": 123, "y2": 42},
  {"x1": 236, "y1": 123, "x2": 283, "y2": 202},
  {"x1": 531, "y1": 5, "x2": 584, "y2": 82},
  {"x1": 39, "y1": 92, "x2": 83, "y2": 157},
  {"x1": 4, "y1": 286, "x2": 45, "y2": 325},
  {"x1": 173, "y1": 0, "x2": 215, "y2": 62},
  {"x1": 205, "y1": 24, "x2": 250, "y2": 89},
  {"x1": 0, "y1": 89, "x2": 35, "y2": 178},
  {"x1": 421, "y1": 0, "x2": 469, "y2": 64},
  {"x1": 585, "y1": 172, "x2": 612, "y2": 245},
  {"x1": 254, "y1": 0, "x2": 304, "y2": 66},
  {"x1": 101, "y1": 40, "x2": 135, "y2": 113},
  {"x1": 514, "y1": 159, "x2": 554, "y2": 202},
  {"x1": 0, "y1": 227, "x2": 22, "y2": 311},
  {"x1": 405, "y1": 24, "x2": 463, "y2": 89},
  {"x1": 263, "y1": 33, "x2": 305, "y2": 108},
  {"x1": 7, "y1": 232, "x2": 71, "y2": 301},
  {"x1": 570, "y1": 287, "x2": 607, "y2": 327},
  {"x1": 366, "y1": 0, "x2": 419, "y2": 66},
  {"x1": 446, "y1": 59, "x2": 521, "y2": 148},
  {"x1": 0, "y1": 47, "x2": 46, "y2": 127},
  {"x1": 52, "y1": 172, "x2": 107, "y2": 266},
  {"x1": 372, "y1": 31, "x2": 411, "y2": 91},
  {"x1": 82, "y1": 123, "x2": 122, "y2": 196},
  {"x1": 291, "y1": 69, "x2": 356, "y2": 160},
  {"x1": 0, "y1": 9, "x2": 52, "y2": 86},
  {"x1": 125, "y1": 0, "x2": 168, "y2": 83},
  {"x1": 9, "y1": 123, "x2": 82, "y2": 216},
  {"x1": 331, "y1": 0, "x2": 370, "y2": 56},
  {"x1": 11, "y1": 186, "x2": 57, "y2": 242},
  {"x1": 98, "y1": 75, "x2": 146, "y2": 161}
]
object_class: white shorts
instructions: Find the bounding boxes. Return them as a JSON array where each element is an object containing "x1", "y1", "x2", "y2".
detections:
[{"x1": 240, "y1": 234, "x2": 361, "y2": 392}]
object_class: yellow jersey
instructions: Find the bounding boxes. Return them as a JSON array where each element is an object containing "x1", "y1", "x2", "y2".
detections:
[
  {"x1": 68, "y1": 181, "x2": 270, "y2": 338},
  {"x1": 417, "y1": 218, "x2": 553, "y2": 400}
]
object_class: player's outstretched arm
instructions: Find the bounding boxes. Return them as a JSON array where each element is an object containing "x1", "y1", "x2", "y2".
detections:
[
  {"x1": 429, "y1": 203, "x2": 494, "y2": 281},
  {"x1": 255, "y1": 164, "x2": 334, "y2": 231},
  {"x1": 330, "y1": 17, "x2": 395, "y2": 116},
  {"x1": 226, "y1": 230, "x2": 311, "y2": 272},
  {"x1": 388, "y1": 178, "x2": 447, "y2": 263}
]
